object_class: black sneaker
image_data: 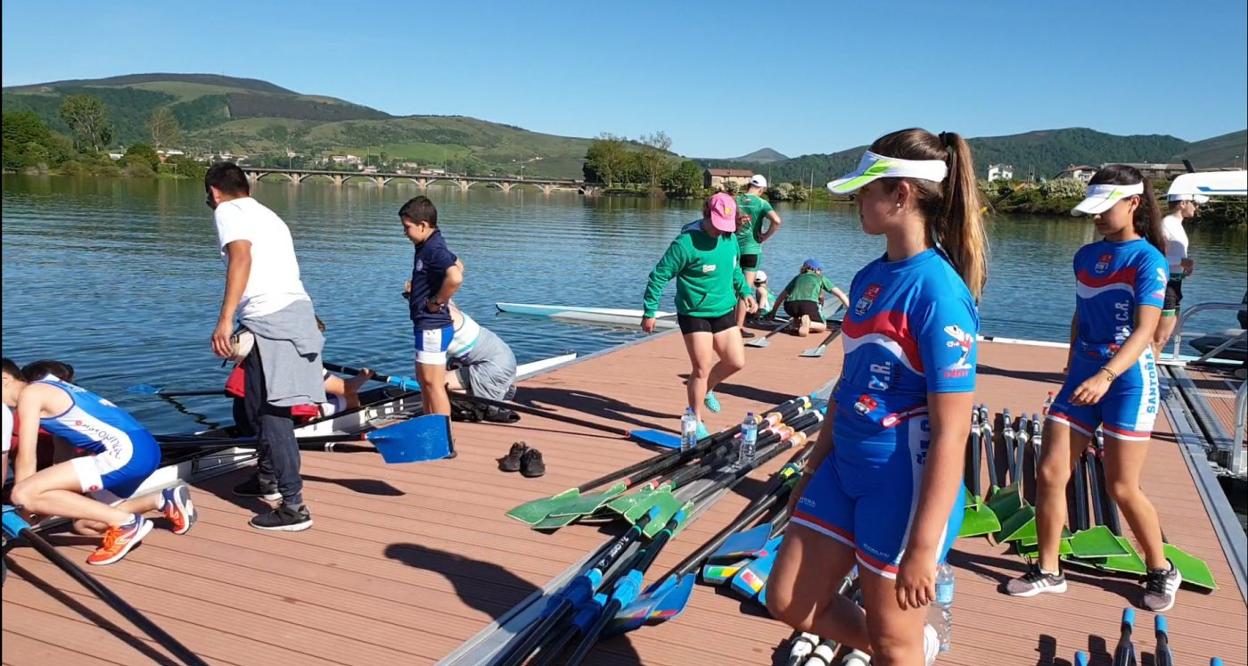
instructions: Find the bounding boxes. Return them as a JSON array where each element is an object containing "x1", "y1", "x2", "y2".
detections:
[
  {"x1": 499, "y1": 442, "x2": 528, "y2": 472},
  {"x1": 1005, "y1": 563, "x2": 1067, "y2": 597},
  {"x1": 740, "y1": 329, "x2": 756, "y2": 339},
  {"x1": 520, "y1": 448, "x2": 546, "y2": 478},
  {"x1": 233, "y1": 476, "x2": 281, "y2": 501},
  {"x1": 1143, "y1": 560, "x2": 1182, "y2": 612},
  {"x1": 249, "y1": 504, "x2": 313, "y2": 532}
]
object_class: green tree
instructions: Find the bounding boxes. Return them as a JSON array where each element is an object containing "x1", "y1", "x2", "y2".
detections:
[
  {"x1": 639, "y1": 131, "x2": 673, "y2": 191},
  {"x1": 147, "y1": 107, "x2": 182, "y2": 148},
  {"x1": 59, "y1": 94, "x2": 113, "y2": 153},
  {"x1": 584, "y1": 133, "x2": 630, "y2": 187},
  {"x1": 663, "y1": 160, "x2": 704, "y2": 197},
  {"x1": 122, "y1": 143, "x2": 161, "y2": 171}
]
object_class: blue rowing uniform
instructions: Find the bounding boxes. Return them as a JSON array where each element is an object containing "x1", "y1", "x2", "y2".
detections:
[
  {"x1": 1049, "y1": 238, "x2": 1167, "y2": 441},
  {"x1": 793, "y1": 248, "x2": 976, "y2": 578},
  {"x1": 36, "y1": 378, "x2": 160, "y2": 498}
]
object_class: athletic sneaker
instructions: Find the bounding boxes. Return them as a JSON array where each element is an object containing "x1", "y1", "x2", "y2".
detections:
[
  {"x1": 233, "y1": 476, "x2": 281, "y2": 501},
  {"x1": 161, "y1": 483, "x2": 197, "y2": 535},
  {"x1": 520, "y1": 449, "x2": 546, "y2": 478},
  {"x1": 1142, "y1": 560, "x2": 1182, "y2": 612},
  {"x1": 499, "y1": 442, "x2": 528, "y2": 472},
  {"x1": 695, "y1": 421, "x2": 710, "y2": 440},
  {"x1": 250, "y1": 503, "x2": 313, "y2": 532},
  {"x1": 704, "y1": 391, "x2": 722, "y2": 413},
  {"x1": 1006, "y1": 564, "x2": 1067, "y2": 597},
  {"x1": 86, "y1": 515, "x2": 153, "y2": 566}
]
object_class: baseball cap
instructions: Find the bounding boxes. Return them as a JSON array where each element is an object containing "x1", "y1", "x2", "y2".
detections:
[
  {"x1": 749, "y1": 174, "x2": 767, "y2": 189},
  {"x1": 827, "y1": 150, "x2": 948, "y2": 194},
  {"x1": 802, "y1": 258, "x2": 823, "y2": 271},
  {"x1": 754, "y1": 270, "x2": 768, "y2": 284},
  {"x1": 1071, "y1": 182, "x2": 1144, "y2": 216},
  {"x1": 707, "y1": 192, "x2": 738, "y2": 232}
]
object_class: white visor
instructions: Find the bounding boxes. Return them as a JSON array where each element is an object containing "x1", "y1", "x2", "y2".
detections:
[
  {"x1": 1071, "y1": 182, "x2": 1144, "y2": 216},
  {"x1": 1166, "y1": 193, "x2": 1210, "y2": 204},
  {"x1": 826, "y1": 150, "x2": 948, "y2": 194}
]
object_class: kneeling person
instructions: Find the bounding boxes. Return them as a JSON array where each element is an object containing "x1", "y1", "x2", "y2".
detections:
[
  {"x1": 3, "y1": 358, "x2": 196, "y2": 565},
  {"x1": 767, "y1": 259, "x2": 850, "y2": 337},
  {"x1": 446, "y1": 304, "x2": 519, "y2": 422}
]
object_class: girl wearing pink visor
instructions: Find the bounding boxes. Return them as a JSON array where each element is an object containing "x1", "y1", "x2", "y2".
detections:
[{"x1": 642, "y1": 192, "x2": 756, "y2": 437}]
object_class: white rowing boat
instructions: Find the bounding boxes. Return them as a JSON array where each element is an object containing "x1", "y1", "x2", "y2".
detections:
[
  {"x1": 137, "y1": 352, "x2": 579, "y2": 496},
  {"x1": 496, "y1": 302, "x2": 678, "y2": 329}
]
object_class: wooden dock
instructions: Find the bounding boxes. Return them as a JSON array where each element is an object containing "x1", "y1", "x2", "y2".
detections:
[{"x1": 3, "y1": 327, "x2": 1245, "y2": 665}]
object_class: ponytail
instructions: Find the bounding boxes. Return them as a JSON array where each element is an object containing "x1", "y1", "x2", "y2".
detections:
[
  {"x1": 1137, "y1": 178, "x2": 1165, "y2": 253},
  {"x1": 871, "y1": 128, "x2": 989, "y2": 300}
]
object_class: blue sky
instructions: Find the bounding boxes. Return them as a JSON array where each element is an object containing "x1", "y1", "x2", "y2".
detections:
[{"x1": 3, "y1": 1, "x2": 1245, "y2": 158}]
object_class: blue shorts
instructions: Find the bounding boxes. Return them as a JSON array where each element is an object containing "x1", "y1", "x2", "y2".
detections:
[
  {"x1": 1048, "y1": 345, "x2": 1159, "y2": 441},
  {"x1": 70, "y1": 431, "x2": 161, "y2": 499},
  {"x1": 791, "y1": 414, "x2": 963, "y2": 579},
  {"x1": 414, "y1": 324, "x2": 455, "y2": 366}
]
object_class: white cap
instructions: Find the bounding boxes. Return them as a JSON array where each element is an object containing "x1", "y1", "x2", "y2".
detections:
[
  {"x1": 1167, "y1": 193, "x2": 1210, "y2": 204},
  {"x1": 749, "y1": 174, "x2": 767, "y2": 189},
  {"x1": 1071, "y1": 182, "x2": 1144, "y2": 216},
  {"x1": 827, "y1": 150, "x2": 948, "y2": 194},
  {"x1": 754, "y1": 270, "x2": 768, "y2": 283}
]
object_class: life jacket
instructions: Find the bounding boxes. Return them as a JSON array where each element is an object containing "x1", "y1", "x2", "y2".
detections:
[{"x1": 225, "y1": 365, "x2": 322, "y2": 422}]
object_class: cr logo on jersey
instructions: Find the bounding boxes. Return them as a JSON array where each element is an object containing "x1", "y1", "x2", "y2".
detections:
[
  {"x1": 415, "y1": 259, "x2": 425, "y2": 272},
  {"x1": 855, "y1": 284, "x2": 882, "y2": 317},
  {"x1": 1095, "y1": 253, "x2": 1113, "y2": 273},
  {"x1": 942, "y1": 324, "x2": 975, "y2": 375},
  {"x1": 853, "y1": 394, "x2": 878, "y2": 416}
]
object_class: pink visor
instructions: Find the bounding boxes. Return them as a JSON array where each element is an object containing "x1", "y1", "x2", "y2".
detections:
[{"x1": 708, "y1": 192, "x2": 737, "y2": 232}]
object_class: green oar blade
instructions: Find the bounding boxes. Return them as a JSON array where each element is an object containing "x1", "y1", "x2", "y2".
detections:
[
  {"x1": 1092, "y1": 537, "x2": 1147, "y2": 575},
  {"x1": 532, "y1": 511, "x2": 583, "y2": 532},
  {"x1": 1017, "y1": 527, "x2": 1071, "y2": 547},
  {"x1": 958, "y1": 502, "x2": 1002, "y2": 539},
  {"x1": 624, "y1": 489, "x2": 682, "y2": 530},
  {"x1": 1164, "y1": 543, "x2": 1217, "y2": 590},
  {"x1": 607, "y1": 483, "x2": 667, "y2": 516},
  {"x1": 1068, "y1": 525, "x2": 1131, "y2": 558},
  {"x1": 994, "y1": 505, "x2": 1036, "y2": 543},
  {"x1": 506, "y1": 488, "x2": 580, "y2": 525},
  {"x1": 1017, "y1": 538, "x2": 1073, "y2": 559},
  {"x1": 987, "y1": 487, "x2": 1025, "y2": 524},
  {"x1": 546, "y1": 483, "x2": 628, "y2": 518}
]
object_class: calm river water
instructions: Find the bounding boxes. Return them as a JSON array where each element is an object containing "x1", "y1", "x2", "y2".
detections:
[{"x1": 2, "y1": 176, "x2": 1245, "y2": 432}]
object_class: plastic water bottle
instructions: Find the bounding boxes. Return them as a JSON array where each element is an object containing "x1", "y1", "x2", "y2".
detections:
[
  {"x1": 739, "y1": 412, "x2": 758, "y2": 467},
  {"x1": 681, "y1": 407, "x2": 698, "y2": 452},
  {"x1": 1041, "y1": 391, "x2": 1055, "y2": 417},
  {"x1": 933, "y1": 561, "x2": 955, "y2": 652}
]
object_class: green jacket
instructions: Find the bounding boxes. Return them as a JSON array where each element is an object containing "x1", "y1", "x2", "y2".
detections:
[
  {"x1": 735, "y1": 193, "x2": 774, "y2": 255},
  {"x1": 644, "y1": 221, "x2": 750, "y2": 318}
]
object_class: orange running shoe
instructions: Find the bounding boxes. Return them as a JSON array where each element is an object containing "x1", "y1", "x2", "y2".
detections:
[
  {"x1": 162, "y1": 483, "x2": 197, "y2": 535},
  {"x1": 87, "y1": 515, "x2": 153, "y2": 566}
]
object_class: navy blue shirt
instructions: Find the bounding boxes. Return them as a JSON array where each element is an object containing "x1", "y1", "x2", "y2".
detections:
[{"x1": 408, "y1": 229, "x2": 458, "y2": 329}]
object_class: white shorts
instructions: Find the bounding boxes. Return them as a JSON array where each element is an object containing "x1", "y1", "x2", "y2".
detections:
[{"x1": 415, "y1": 324, "x2": 454, "y2": 366}]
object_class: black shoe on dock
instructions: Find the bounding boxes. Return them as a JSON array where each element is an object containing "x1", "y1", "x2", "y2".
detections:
[
  {"x1": 520, "y1": 449, "x2": 546, "y2": 478},
  {"x1": 499, "y1": 442, "x2": 528, "y2": 472}
]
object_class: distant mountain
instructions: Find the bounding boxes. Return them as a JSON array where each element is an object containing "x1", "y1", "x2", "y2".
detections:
[
  {"x1": 2, "y1": 73, "x2": 590, "y2": 178},
  {"x1": 1175, "y1": 129, "x2": 1247, "y2": 168},
  {"x1": 730, "y1": 147, "x2": 789, "y2": 163},
  {"x1": 704, "y1": 128, "x2": 1242, "y2": 185}
]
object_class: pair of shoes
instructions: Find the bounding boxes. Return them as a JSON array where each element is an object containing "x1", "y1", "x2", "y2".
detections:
[
  {"x1": 703, "y1": 391, "x2": 722, "y2": 413},
  {"x1": 250, "y1": 503, "x2": 313, "y2": 532},
  {"x1": 500, "y1": 442, "x2": 546, "y2": 477},
  {"x1": 86, "y1": 515, "x2": 153, "y2": 566},
  {"x1": 161, "y1": 483, "x2": 197, "y2": 535},
  {"x1": 233, "y1": 476, "x2": 281, "y2": 501}
]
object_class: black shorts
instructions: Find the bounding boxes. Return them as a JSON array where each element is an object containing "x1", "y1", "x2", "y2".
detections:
[
  {"x1": 678, "y1": 310, "x2": 737, "y2": 335},
  {"x1": 740, "y1": 254, "x2": 760, "y2": 270},
  {"x1": 783, "y1": 300, "x2": 824, "y2": 322},
  {"x1": 1163, "y1": 278, "x2": 1183, "y2": 313}
]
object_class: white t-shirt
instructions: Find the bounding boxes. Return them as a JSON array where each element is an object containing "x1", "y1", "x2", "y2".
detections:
[
  {"x1": 448, "y1": 310, "x2": 482, "y2": 359},
  {"x1": 2, "y1": 404, "x2": 12, "y2": 454},
  {"x1": 1161, "y1": 214, "x2": 1189, "y2": 275},
  {"x1": 214, "y1": 197, "x2": 310, "y2": 319}
]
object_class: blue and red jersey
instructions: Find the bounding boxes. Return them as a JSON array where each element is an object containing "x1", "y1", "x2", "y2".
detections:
[
  {"x1": 1072, "y1": 238, "x2": 1167, "y2": 350},
  {"x1": 34, "y1": 378, "x2": 156, "y2": 456},
  {"x1": 833, "y1": 249, "x2": 979, "y2": 447}
]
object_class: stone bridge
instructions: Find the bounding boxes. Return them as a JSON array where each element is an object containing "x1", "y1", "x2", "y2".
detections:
[{"x1": 241, "y1": 167, "x2": 599, "y2": 195}]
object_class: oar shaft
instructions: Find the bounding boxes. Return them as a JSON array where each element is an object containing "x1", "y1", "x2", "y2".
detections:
[{"x1": 18, "y1": 526, "x2": 208, "y2": 666}]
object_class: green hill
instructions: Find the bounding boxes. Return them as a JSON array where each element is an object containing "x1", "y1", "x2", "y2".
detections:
[
  {"x1": 1175, "y1": 129, "x2": 1247, "y2": 168},
  {"x1": 730, "y1": 147, "x2": 789, "y2": 163}
]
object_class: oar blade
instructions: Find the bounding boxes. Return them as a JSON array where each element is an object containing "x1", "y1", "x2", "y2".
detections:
[
  {"x1": 628, "y1": 430, "x2": 682, "y2": 449},
  {"x1": 506, "y1": 488, "x2": 583, "y2": 525},
  {"x1": 547, "y1": 483, "x2": 628, "y2": 518},
  {"x1": 608, "y1": 573, "x2": 694, "y2": 635},
  {"x1": 127, "y1": 383, "x2": 163, "y2": 395},
  {"x1": 745, "y1": 336, "x2": 771, "y2": 348},
  {"x1": 799, "y1": 345, "x2": 826, "y2": 358},
  {"x1": 366, "y1": 414, "x2": 452, "y2": 463},
  {"x1": 708, "y1": 522, "x2": 772, "y2": 562}
]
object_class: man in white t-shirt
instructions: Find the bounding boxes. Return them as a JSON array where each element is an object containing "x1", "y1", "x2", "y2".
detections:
[
  {"x1": 206, "y1": 162, "x2": 324, "y2": 533},
  {"x1": 1153, "y1": 193, "x2": 1204, "y2": 356}
]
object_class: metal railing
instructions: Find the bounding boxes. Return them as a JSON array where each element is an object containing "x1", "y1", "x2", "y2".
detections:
[{"x1": 1166, "y1": 301, "x2": 1247, "y2": 364}]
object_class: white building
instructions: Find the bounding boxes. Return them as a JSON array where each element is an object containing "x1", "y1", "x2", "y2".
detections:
[
  {"x1": 987, "y1": 164, "x2": 1015, "y2": 182},
  {"x1": 1056, "y1": 165, "x2": 1098, "y2": 183}
]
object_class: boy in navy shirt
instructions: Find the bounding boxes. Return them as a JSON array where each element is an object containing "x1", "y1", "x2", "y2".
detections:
[{"x1": 401, "y1": 196, "x2": 464, "y2": 418}]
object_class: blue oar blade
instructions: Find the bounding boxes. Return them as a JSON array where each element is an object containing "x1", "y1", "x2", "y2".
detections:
[
  {"x1": 127, "y1": 383, "x2": 163, "y2": 395},
  {"x1": 366, "y1": 414, "x2": 452, "y2": 463},
  {"x1": 628, "y1": 430, "x2": 681, "y2": 449},
  {"x1": 3, "y1": 505, "x2": 32, "y2": 538},
  {"x1": 708, "y1": 523, "x2": 772, "y2": 562}
]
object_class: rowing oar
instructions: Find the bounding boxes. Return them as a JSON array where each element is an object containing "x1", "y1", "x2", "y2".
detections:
[
  {"x1": 799, "y1": 324, "x2": 843, "y2": 358},
  {"x1": 156, "y1": 414, "x2": 453, "y2": 464},
  {"x1": 126, "y1": 384, "x2": 224, "y2": 398},
  {"x1": 1, "y1": 506, "x2": 209, "y2": 666},
  {"x1": 320, "y1": 361, "x2": 681, "y2": 449},
  {"x1": 745, "y1": 317, "x2": 793, "y2": 348},
  {"x1": 505, "y1": 394, "x2": 814, "y2": 526},
  {"x1": 560, "y1": 419, "x2": 821, "y2": 664}
]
